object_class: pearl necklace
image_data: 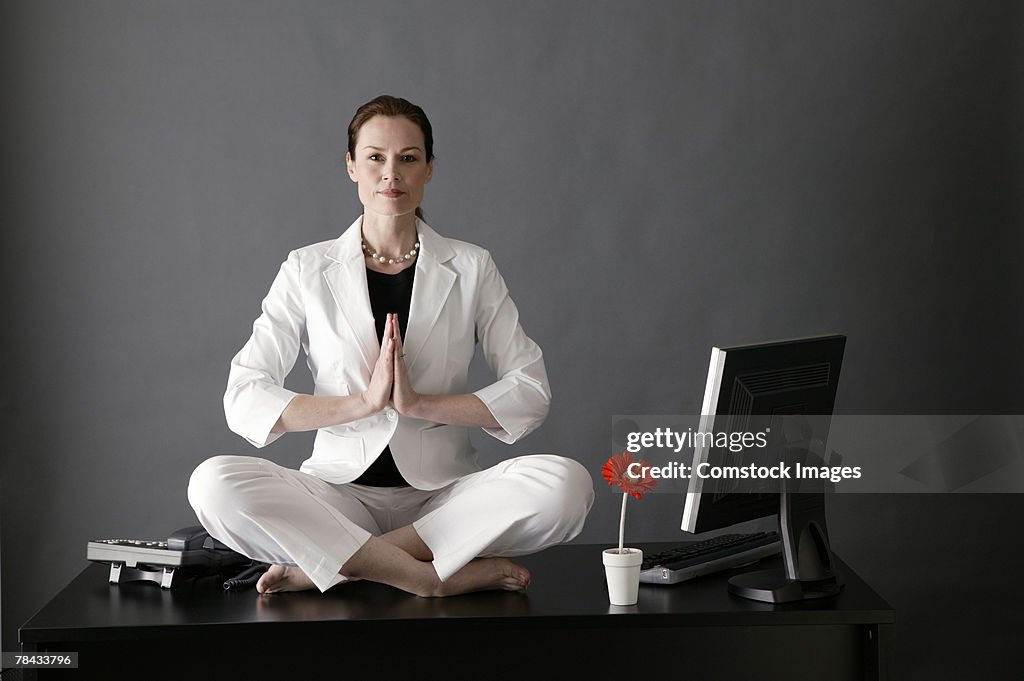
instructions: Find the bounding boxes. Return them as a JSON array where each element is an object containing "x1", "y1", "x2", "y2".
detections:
[{"x1": 361, "y1": 236, "x2": 420, "y2": 265}]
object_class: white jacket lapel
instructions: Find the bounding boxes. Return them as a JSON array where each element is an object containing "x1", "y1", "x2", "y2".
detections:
[
  {"x1": 404, "y1": 220, "x2": 457, "y2": 373},
  {"x1": 322, "y1": 217, "x2": 378, "y2": 372}
]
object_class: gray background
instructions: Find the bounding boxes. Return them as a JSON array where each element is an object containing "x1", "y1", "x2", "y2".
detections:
[{"x1": 2, "y1": 1, "x2": 1022, "y2": 678}]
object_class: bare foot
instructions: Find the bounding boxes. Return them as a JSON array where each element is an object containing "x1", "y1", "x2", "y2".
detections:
[
  {"x1": 256, "y1": 564, "x2": 317, "y2": 594},
  {"x1": 432, "y1": 558, "x2": 531, "y2": 597}
]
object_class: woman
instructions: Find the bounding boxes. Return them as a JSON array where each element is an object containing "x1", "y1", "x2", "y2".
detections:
[{"x1": 188, "y1": 95, "x2": 594, "y2": 596}]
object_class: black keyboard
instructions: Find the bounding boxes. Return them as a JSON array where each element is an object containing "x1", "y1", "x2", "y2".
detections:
[{"x1": 639, "y1": 531, "x2": 781, "y2": 585}]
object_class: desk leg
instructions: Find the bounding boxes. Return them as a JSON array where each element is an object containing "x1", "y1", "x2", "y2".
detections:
[
  {"x1": 19, "y1": 642, "x2": 39, "y2": 681},
  {"x1": 863, "y1": 623, "x2": 892, "y2": 681}
]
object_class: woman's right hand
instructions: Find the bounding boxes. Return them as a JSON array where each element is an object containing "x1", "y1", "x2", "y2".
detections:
[{"x1": 361, "y1": 315, "x2": 395, "y2": 412}]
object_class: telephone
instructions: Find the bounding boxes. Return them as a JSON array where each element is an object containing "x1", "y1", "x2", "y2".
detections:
[{"x1": 87, "y1": 525, "x2": 251, "y2": 588}]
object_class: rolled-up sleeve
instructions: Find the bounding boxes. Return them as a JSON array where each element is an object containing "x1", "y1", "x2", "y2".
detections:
[
  {"x1": 471, "y1": 251, "x2": 551, "y2": 444},
  {"x1": 223, "y1": 250, "x2": 305, "y2": 447}
]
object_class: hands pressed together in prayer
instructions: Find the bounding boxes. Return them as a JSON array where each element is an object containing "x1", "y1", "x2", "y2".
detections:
[
  {"x1": 362, "y1": 313, "x2": 420, "y2": 415},
  {"x1": 275, "y1": 312, "x2": 497, "y2": 435}
]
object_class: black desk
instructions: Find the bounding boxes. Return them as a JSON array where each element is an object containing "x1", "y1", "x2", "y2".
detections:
[{"x1": 20, "y1": 543, "x2": 893, "y2": 680}]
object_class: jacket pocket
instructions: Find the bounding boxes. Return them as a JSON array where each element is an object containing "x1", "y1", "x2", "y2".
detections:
[
  {"x1": 310, "y1": 427, "x2": 366, "y2": 468},
  {"x1": 419, "y1": 423, "x2": 473, "y2": 459}
]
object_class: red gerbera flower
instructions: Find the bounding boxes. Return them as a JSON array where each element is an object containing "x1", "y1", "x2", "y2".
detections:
[{"x1": 602, "y1": 451, "x2": 658, "y2": 499}]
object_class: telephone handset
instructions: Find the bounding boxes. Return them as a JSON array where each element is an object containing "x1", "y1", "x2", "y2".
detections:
[
  {"x1": 167, "y1": 525, "x2": 232, "y2": 552},
  {"x1": 87, "y1": 525, "x2": 250, "y2": 588}
]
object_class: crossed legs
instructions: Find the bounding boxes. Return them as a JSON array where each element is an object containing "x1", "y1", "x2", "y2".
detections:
[
  {"x1": 257, "y1": 526, "x2": 531, "y2": 596},
  {"x1": 188, "y1": 454, "x2": 593, "y2": 597}
]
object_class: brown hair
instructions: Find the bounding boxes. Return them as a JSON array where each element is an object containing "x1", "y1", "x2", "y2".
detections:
[{"x1": 347, "y1": 95, "x2": 434, "y2": 220}]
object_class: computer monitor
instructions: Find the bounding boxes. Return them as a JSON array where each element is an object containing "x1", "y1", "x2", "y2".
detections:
[{"x1": 681, "y1": 334, "x2": 846, "y2": 603}]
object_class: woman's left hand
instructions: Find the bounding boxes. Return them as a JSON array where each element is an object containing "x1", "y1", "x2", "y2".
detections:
[{"x1": 390, "y1": 313, "x2": 422, "y2": 417}]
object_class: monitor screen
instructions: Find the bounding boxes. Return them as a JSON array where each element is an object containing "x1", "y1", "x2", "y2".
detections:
[
  {"x1": 677, "y1": 334, "x2": 848, "y2": 602},
  {"x1": 681, "y1": 334, "x2": 846, "y2": 534}
]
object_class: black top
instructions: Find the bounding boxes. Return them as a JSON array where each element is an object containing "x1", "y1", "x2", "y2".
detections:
[{"x1": 351, "y1": 264, "x2": 416, "y2": 487}]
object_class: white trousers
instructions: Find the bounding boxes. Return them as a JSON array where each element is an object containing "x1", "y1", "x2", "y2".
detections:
[{"x1": 187, "y1": 454, "x2": 595, "y2": 592}]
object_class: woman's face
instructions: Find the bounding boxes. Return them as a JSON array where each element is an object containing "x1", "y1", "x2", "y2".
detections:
[{"x1": 346, "y1": 115, "x2": 432, "y2": 221}]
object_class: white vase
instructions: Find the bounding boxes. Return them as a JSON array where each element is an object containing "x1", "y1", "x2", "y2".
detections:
[{"x1": 602, "y1": 548, "x2": 643, "y2": 605}]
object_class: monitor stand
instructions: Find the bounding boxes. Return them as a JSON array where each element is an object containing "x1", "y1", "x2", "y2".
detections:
[{"x1": 728, "y1": 491, "x2": 844, "y2": 603}]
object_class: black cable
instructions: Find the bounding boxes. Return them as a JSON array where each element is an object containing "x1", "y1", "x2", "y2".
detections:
[{"x1": 223, "y1": 562, "x2": 270, "y2": 590}]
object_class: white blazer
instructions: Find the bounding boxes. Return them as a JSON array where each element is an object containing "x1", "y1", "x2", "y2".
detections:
[{"x1": 224, "y1": 217, "x2": 551, "y2": 490}]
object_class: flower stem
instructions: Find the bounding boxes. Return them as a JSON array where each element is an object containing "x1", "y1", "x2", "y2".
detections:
[{"x1": 619, "y1": 492, "x2": 628, "y2": 552}]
